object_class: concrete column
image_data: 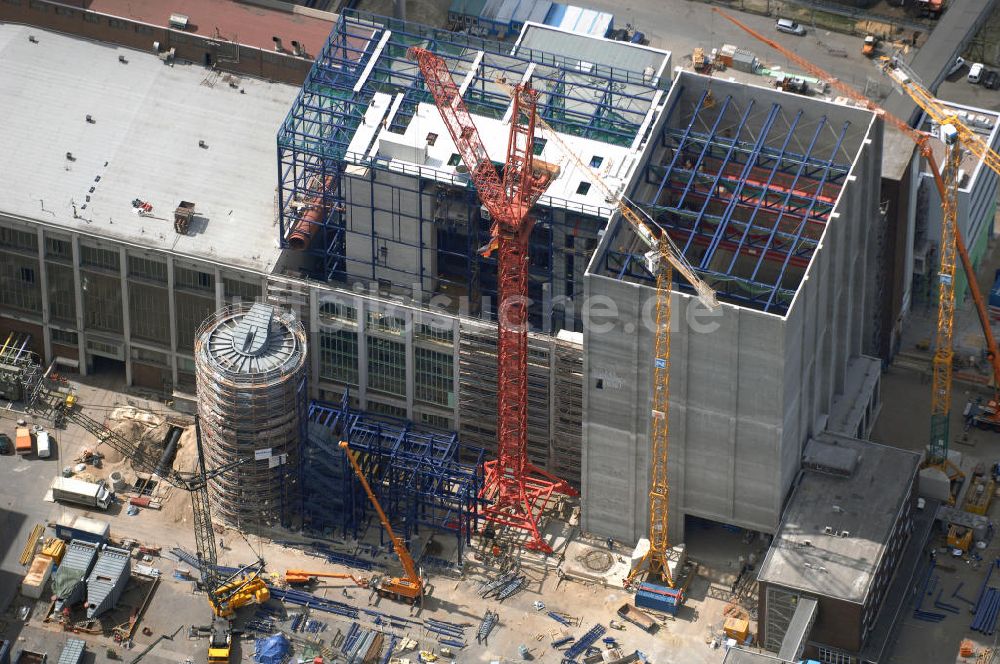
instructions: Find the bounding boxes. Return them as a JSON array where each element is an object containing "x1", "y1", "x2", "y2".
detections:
[
  {"x1": 167, "y1": 257, "x2": 178, "y2": 387},
  {"x1": 214, "y1": 267, "x2": 224, "y2": 308},
  {"x1": 452, "y1": 318, "x2": 461, "y2": 427},
  {"x1": 357, "y1": 297, "x2": 368, "y2": 408},
  {"x1": 405, "y1": 310, "x2": 414, "y2": 419},
  {"x1": 309, "y1": 290, "x2": 321, "y2": 400},
  {"x1": 120, "y1": 249, "x2": 132, "y2": 386},
  {"x1": 71, "y1": 235, "x2": 87, "y2": 375},
  {"x1": 36, "y1": 227, "x2": 51, "y2": 363}
]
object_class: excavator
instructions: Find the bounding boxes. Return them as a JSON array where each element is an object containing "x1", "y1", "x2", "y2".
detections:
[
  {"x1": 340, "y1": 440, "x2": 423, "y2": 602},
  {"x1": 23, "y1": 363, "x2": 267, "y2": 663}
]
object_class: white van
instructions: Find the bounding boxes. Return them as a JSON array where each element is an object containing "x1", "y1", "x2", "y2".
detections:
[
  {"x1": 35, "y1": 430, "x2": 50, "y2": 458},
  {"x1": 969, "y1": 62, "x2": 985, "y2": 84},
  {"x1": 775, "y1": 19, "x2": 806, "y2": 36}
]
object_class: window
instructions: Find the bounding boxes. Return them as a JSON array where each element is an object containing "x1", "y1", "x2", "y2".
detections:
[
  {"x1": 319, "y1": 329, "x2": 359, "y2": 386},
  {"x1": 0, "y1": 226, "x2": 38, "y2": 252},
  {"x1": 0, "y1": 256, "x2": 41, "y2": 313},
  {"x1": 130, "y1": 283, "x2": 170, "y2": 344},
  {"x1": 175, "y1": 293, "x2": 215, "y2": 351},
  {"x1": 47, "y1": 262, "x2": 75, "y2": 323},
  {"x1": 29, "y1": 0, "x2": 46, "y2": 9},
  {"x1": 532, "y1": 139, "x2": 547, "y2": 156},
  {"x1": 589, "y1": 155, "x2": 604, "y2": 168},
  {"x1": 2, "y1": 0, "x2": 23, "y2": 6},
  {"x1": 223, "y1": 277, "x2": 261, "y2": 302},
  {"x1": 128, "y1": 255, "x2": 167, "y2": 284},
  {"x1": 415, "y1": 322, "x2": 453, "y2": 344},
  {"x1": 54, "y1": 6, "x2": 75, "y2": 15},
  {"x1": 82, "y1": 272, "x2": 123, "y2": 333},
  {"x1": 367, "y1": 337, "x2": 405, "y2": 397},
  {"x1": 319, "y1": 301, "x2": 357, "y2": 326},
  {"x1": 367, "y1": 310, "x2": 405, "y2": 336},
  {"x1": 575, "y1": 182, "x2": 591, "y2": 195},
  {"x1": 366, "y1": 400, "x2": 407, "y2": 419},
  {"x1": 108, "y1": 18, "x2": 129, "y2": 29},
  {"x1": 426, "y1": 133, "x2": 438, "y2": 146},
  {"x1": 816, "y1": 647, "x2": 855, "y2": 664},
  {"x1": 447, "y1": 154, "x2": 461, "y2": 167},
  {"x1": 19, "y1": 267, "x2": 35, "y2": 285},
  {"x1": 50, "y1": 329, "x2": 78, "y2": 346},
  {"x1": 414, "y1": 347, "x2": 453, "y2": 407},
  {"x1": 131, "y1": 346, "x2": 168, "y2": 366},
  {"x1": 171, "y1": 32, "x2": 189, "y2": 44},
  {"x1": 177, "y1": 356, "x2": 196, "y2": 373},
  {"x1": 45, "y1": 237, "x2": 72, "y2": 261},
  {"x1": 80, "y1": 244, "x2": 119, "y2": 272},
  {"x1": 174, "y1": 265, "x2": 214, "y2": 292},
  {"x1": 134, "y1": 24, "x2": 154, "y2": 34},
  {"x1": 83, "y1": 12, "x2": 100, "y2": 23},
  {"x1": 418, "y1": 412, "x2": 451, "y2": 429}
]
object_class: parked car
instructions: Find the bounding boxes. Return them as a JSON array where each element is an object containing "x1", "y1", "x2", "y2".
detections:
[
  {"x1": 983, "y1": 70, "x2": 1000, "y2": 90},
  {"x1": 946, "y1": 56, "x2": 967, "y2": 78},
  {"x1": 968, "y1": 62, "x2": 985, "y2": 84},
  {"x1": 0, "y1": 433, "x2": 10, "y2": 455},
  {"x1": 776, "y1": 18, "x2": 806, "y2": 36}
]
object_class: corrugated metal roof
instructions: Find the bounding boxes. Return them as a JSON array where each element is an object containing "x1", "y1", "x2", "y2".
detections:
[
  {"x1": 482, "y1": 0, "x2": 504, "y2": 20},
  {"x1": 57, "y1": 639, "x2": 86, "y2": 664},
  {"x1": 61, "y1": 541, "x2": 99, "y2": 573},
  {"x1": 517, "y1": 24, "x2": 669, "y2": 77},
  {"x1": 86, "y1": 546, "x2": 131, "y2": 618},
  {"x1": 496, "y1": 0, "x2": 520, "y2": 24},
  {"x1": 524, "y1": 0, "x2": 552, "y2": 25},
  {"x1": 449, "y1": 0, "x2": 487, "y2": 16}
]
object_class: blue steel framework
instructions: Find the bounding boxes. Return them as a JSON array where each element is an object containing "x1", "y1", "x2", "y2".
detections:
[
  {"x1": 301, "y1": 393, "x2": 485, "y2": 557},
  {"x1": 606, "y1": 85, "x2": 853, "y2": 314},
  {"x1": 276, "y1": 11, "x2": 658, "y2": 320}
]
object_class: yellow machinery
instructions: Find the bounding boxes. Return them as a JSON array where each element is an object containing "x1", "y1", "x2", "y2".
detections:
[
  {"x1": 712, "y1": 9, "x2": 1000, "y2": 490},
  {"x1": 284, "y1": 569, "x2": 367, "y2": 587},
  {"x1": 948, "y1": 524, "x2": 973, "y2": 552},
  {"x1": 340, "y1": 441, "x2": 423, "y2": 602},
  {"x1": 492, "y1": 79, "x2": 719, "y2": 587}
]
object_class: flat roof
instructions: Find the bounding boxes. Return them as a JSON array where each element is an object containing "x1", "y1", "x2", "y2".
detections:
[
  {"x1": 757, "y1": 433, "x2": 919, "y2": 604},
  {"x1": 920, "y1": 100, "x2": 1000, "y2": 192},
  {"x1": 0, "y1": 24, "x2": 296, "y2": 273},
  {"x1": 86, "y1": 0, "x2": 335, "y2": 57},
  {"x1": 515, "y1": 23, "x2": 671, "y2": 81}
]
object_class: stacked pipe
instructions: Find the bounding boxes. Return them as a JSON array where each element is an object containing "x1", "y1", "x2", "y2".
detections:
[
  {"x1": 425, "y1": 618, "x2": 466, "y2": 644},
  {"x1": 564, "y1": 625, "x2": 607, "y2": 661},
  {"x1": 269, "y1": 586, "x2": 360, "y2": 619},
  {"x1": 972, "y1": 560, "x2": 1000, "y2": 634},
  {"x1": 496, "y1": 575, "x2": 526, "y2": 601}
]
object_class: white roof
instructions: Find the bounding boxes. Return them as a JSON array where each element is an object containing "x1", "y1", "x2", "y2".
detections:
[{"x1": 0, "y1": 24, "x2": 296, "y2": 273}]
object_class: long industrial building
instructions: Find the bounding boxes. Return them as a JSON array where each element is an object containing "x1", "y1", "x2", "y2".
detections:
[{"x1": 1, "y1": 7, "x2": 887, "y2": 549}]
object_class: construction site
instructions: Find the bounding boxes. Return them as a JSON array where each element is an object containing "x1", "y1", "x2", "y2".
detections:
[{"x1": 3, "y1": 0, "x2": 1000, "y2": 663}]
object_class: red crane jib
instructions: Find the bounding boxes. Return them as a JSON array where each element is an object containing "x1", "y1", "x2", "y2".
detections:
[{"x1": 408, "y1": 47, "x2": 577, "y2": 553}]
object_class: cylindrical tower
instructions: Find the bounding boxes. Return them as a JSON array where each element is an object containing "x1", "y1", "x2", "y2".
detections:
[{"x1": 195, "y1": 303, "x2": 308, "y2": 527}]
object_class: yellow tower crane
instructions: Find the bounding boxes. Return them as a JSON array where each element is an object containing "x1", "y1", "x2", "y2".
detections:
[{"x1": 494, "y1": 80, "x2": 719, "y2": 587}]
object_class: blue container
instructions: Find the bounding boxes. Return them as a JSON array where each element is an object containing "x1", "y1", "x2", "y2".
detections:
[
  {"x1": 0, "y1": 640, "x2": 10, "y2": 664},
  {"x1": 634, "y1": 582, "x2": 681, "y2": 615}
]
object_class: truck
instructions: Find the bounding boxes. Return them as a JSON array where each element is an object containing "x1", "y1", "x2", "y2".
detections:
[
  {"x1": 862, "y1": 35, "x2": 877, "y2": 58},
  {"x1": 15, "y1": 427, "x2": 32, "y2": 455},
  {"x1": 617, "y1": 603, "x2": 658, "y2": 633},
  {"x1": 49, "y1": 477, "x2": 112, "y2": 510}
]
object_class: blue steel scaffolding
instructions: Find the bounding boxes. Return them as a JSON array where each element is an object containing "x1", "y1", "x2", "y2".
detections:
[
  {"x1": 604, "y1": 80, "x2": 857, "y2": 314},
  {"x1": 301, "y1": 393, "x2": 485, "y2": 558},
  {"x1": 276, "y1": 10, "x2": 661, "y2": 322}
]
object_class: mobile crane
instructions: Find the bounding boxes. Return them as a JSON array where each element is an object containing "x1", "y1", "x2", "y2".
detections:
[
  {"x1": 340, "y1": 440, "x2": 423, "y2": 602},
  {"x1": 713, "y1": 7, "x2": 1000, "y2": 474},
  {"x1": 23, "y1": 364, "x2": 267, "y2": 663},
  {"x1": 490, "y1": 79, "x2": 719, "y2": 587},
  {"x1": 283, "y1": 569, "x2": 367, "y2": 587}
]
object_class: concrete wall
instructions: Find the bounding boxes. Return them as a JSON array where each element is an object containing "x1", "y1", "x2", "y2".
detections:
[{"x1": 580, "y1": 76, "x2": 883, "y2": 544}]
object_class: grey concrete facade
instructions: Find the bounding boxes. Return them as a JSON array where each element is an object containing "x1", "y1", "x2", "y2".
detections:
[{"x1": 581, "y1": 74, "x2": 885, "y2": 544}]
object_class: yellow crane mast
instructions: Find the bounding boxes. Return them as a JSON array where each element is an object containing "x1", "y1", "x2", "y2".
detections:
[{"x1": 492, "y1": 80, "x2": 719, "y2": 586}]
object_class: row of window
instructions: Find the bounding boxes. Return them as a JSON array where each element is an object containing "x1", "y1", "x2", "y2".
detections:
[{"x1": 318, "y1": 330, "x2": 454, "y2": 407}]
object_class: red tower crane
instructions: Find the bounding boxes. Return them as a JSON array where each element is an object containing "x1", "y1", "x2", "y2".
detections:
[{"x1": 408, "y1": 47, "x2": 577, "y2": 552}]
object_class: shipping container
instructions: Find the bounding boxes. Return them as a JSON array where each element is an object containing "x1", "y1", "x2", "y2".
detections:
[
  {"x1": 55, "y1": 640, "x2": 84, "y2": 664},
  {"x1": 634, "y1": 581, "x2": 683, "y2": 615},
  {"x1": 54, "y1": 513, "x2": 110, "y2": 545},
  {"x1": 21, "y1": 555, "x2": 53, "y2": 599},
  {"x1": 86, "y1": 545, "x2": 131, "y2": 618},
  {"x1": 52, "y1": 540, "x2": 100, "y2": 607}
]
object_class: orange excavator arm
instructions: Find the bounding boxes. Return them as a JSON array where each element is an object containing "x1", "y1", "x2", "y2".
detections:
[
  {"x1": 284, "y1": 570, "x2": 366, "y2": 586},
  {"x1": 339, "y1": 441, "x2": 422, "y2": 599}
]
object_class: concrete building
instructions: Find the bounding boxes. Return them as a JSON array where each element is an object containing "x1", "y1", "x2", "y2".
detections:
[
  {"x1": 756, "y1": 434, "x2": 926, "y2": 664},
  {"x1": 913, "y1": 102, "x2": 1000, "y2": 305},
  {"x1": 1, "y1": 8, "x2": 892, "y2": 549},
  {"x1": 582, "y1": 72, "x2": 884, "y2": 544}
]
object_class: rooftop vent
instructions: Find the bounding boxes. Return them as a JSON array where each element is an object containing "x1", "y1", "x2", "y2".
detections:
[
  {"x1": 169, "y1": 14, "x2": 189, "y2": 30},
  {"x1": 272, "y1": 36, "x2": 284, "y2": 53}
]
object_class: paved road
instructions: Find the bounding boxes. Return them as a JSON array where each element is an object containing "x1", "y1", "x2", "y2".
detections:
[{"x1": 568, "y1": 0, "x2": 886, "y2": 90}]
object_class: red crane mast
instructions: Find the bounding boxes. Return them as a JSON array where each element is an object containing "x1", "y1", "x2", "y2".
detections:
[{"x1": 408, "y1": 47, "x2": 577, "y2": 552}]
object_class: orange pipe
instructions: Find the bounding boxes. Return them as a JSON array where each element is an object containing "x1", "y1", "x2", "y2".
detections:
[{"x1": 287, "y1": 176, "x2": 336, "y2": 250}]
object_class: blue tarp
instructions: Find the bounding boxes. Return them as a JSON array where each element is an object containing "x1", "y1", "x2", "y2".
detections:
[{"x1": 254, "y1": 634, "x2": 290, "y2": 664}]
